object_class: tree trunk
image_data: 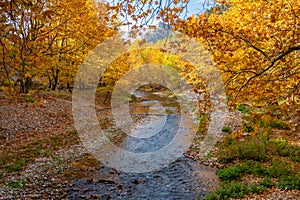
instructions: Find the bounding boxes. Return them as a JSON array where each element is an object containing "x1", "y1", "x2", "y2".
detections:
[
  {"x1": 67, "y1": 82, "x2": 73, "y2": 93},
  {"x1": 19, "y1": 77, "x2": 32, "y2": 93},
  {"x1": 51, "y1": 67, "x2": 59, "y2": 91}
]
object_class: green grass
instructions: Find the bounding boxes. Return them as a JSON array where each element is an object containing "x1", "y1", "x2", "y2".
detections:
[
  {"x1": 4, "y1": 179, "x2": 26, "y2": 188},
  {"x1": 218, "y1": 134, "x2": 300, "y2": 164},
  {"x1": 204, "y1": 182, "x2": 265, "y2": 200},
  {"x1": 269, "y1": 120, "x2": 290, "y2": 130},
  {"x1": 205, "y1": 132, "x2": 300, "y2": 199},
  {"x1": 6, "y1": 158, "x2": 25, "y2": 173},
  {"x1": 203, "y1": 103, "x2": 299, "y2": 199},
  {"x1": 222, "y1": 126, "x2": 231, "y2": 133},
  {"x1": 217, "y1": 165, "x2": 244, "y2": 182},
  {"x1": 237, "y1": 104, "x2": 251, "y2": 115},
  {"x1": 259, "y1": 177, "x2": 275, "y2": 188},
  {"x1": 217, "y1": 159, "x2": 295, "y2": 181},
  {"x1": 278, "y1": 174, "x2": 300, "y2": 190}
]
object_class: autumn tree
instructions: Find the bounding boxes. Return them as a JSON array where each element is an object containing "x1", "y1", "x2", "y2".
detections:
[
  {"x1": 42, "y1": 0, "x2": 115, "y2": 91},
  {"x1": 0, "y1": 0, "x2": 115, "y2": 93},
  {"x1": 177, "y1": 0, "x2": 300, "y2": 109},
  {"x1": 0, "y1": 0, "x2": 50, "y2": 93}
]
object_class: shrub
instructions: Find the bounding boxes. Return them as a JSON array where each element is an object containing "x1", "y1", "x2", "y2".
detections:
[
  {"x1": 217, "y1": 166, "x2": 243, "y2": 182},
  {"x1": 259, "y1": 177, "x2": 275, "y2": 188},
  {"x1": 267, "y1": 159, "x2": 294, "y2": 178},
  {"x1": 222, "y1": 126, "x2": 231, "y2": 133},
  {"x1": 205, "y1": 182, "x2": 265, "y2": 200},
  {"x1": 269, "y1": 120, "x2": 290, "y2": 130},
  {"x1": 278, "y1": 174, "x2": 300, "y2": 190}
]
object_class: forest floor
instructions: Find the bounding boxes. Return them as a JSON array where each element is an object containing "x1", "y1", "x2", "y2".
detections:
[{"x1": 0, "y1": 90, "x2": 299, "y2": 199}]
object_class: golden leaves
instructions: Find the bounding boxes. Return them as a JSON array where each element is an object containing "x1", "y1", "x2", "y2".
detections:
[
  {"x1": 0, "y1": 0, "x2": 115, "y2": 92},
  {"x1": 178, "y1": 0, "x2": 300, "y2": 108}
]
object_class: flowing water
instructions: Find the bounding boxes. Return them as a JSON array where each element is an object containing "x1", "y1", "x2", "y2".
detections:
[{"x1": 67, "y1": 91, "x2": 219, "y2": 200}]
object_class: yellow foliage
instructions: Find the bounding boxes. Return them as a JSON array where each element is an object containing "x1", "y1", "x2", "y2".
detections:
[{"x1": 178, "y1": 0, "x2": 300, "y2": 109}]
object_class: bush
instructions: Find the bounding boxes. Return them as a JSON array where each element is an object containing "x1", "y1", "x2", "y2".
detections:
[
  {"x1": 267, "y1": 159, "x2": 294, "y2": 178},
  {"x1": 222, "y1": 126, "x2": 231, "y2": 133},
  {"x1": 269, "y1": 120, "x2": 290, "y2": 130},
  {"x1": 212, "y1": 131, "x2": 300, "y2": 200},
  {"x1": 278, "y1": 174, "x2": 300, "y2": 190},
  {"x1": 236, "y1": 138, "x2": 268, "y2": 162},
  {"x1": 217, "y1": 166, "x2": 243, "y2": 182},
  {"x1": 205, "y1": 182, "x2": 265, "y2": 200},
  {"x1": 259, "y1": 177, "x2": 275, "y2": 188}
]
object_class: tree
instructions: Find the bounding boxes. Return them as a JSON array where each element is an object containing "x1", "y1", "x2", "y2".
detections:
[
  {"x1": 0, "y1": 0, "x2": 115, "y2": 93},
  {"x1": 177, "y1": 0, "x2": 299, "y2": 109},
  {"x1": 0, "y1": 0, "x2": 50, "y2": 92}
]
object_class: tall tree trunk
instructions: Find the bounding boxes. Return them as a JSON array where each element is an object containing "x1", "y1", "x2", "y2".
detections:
[
  {"x1": 51, "y1": 67, "x2": 59, "y2": 91},
  {"x1": 19, "y1": 77, "x2": 32, "y2": 93},
  {"x1": 0, "y1": 39, "x2": 11, "y2": 85}
]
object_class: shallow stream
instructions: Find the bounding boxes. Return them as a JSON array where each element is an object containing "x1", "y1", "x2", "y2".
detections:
[{"x1": 67, "y1": 91, "x2": 219, "y2": 200}]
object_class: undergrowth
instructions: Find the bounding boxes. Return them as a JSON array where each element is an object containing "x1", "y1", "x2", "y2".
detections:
[
  {"x1": 205, "y1": 134, "x2": 300, "y2": 199},
  {"x1": 204, "y1": 106, "x2": 300, "y2": 200}
]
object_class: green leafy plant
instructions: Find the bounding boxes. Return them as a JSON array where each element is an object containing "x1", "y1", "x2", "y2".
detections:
[
  {"x1": 237, "y1": 105, "x2": 251, "y2": 115},
  {"x1": 217, "y1": 165, "x2": 243, "y2": 182},
  {"x1": 269, "y1": 120, "x2": 290, "y2": 130},
  {"x1": 259, "y1": 177, "x2": 275, "y2": 188},
  {"x1": 222, "y1": 126, "x2": 231, "y2": 133},
  {"x1": 242, "y1": 121, "x2": 254, "y2": 132},
  {"x1": 204, "y1": 182, "x2": 265, "y2": 200},
  {"x1": 278, "y1": 174, "x2": 300, "y2": 190}
]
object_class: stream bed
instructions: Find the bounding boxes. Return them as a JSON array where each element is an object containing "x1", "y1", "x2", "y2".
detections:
[{"x1": 67, "y1": 90, "x2": 219, "y2": 200}]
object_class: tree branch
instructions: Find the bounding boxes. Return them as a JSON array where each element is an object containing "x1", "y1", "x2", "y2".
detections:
[{"x1": 214, "y1": 29, "x2": 300, "y2": 100}]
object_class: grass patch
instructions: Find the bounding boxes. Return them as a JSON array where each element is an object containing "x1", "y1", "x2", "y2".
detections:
[
  {"x1": 222, "y1": 126, "x2": 231, "y2": 133},
  {"x1": 218, "y1": 136, "x2": 268, "y2": 163},
  {"x1": 269, "y1": 120, "x2": 290, "y2": 130},
  {"x1": 204, "y1": 182, "x2": 265, "y2": 200},
  {"x1": 237, "y1": 104, "x2": 251, "y2": 115},
  {"x1": 0, "y1": 129, "x2": 80, "y2": 177},
  {"x1": 203, "y1": 103, "x2": 299, "y2": 199},
  {"x1": 6, "y1": 158, "x2": 25, "y2": 173},
  {"x1": 278, "y1": 174, "x2": 300, "y2": 190},
  {"x1": 217, "y1": 165, "x2": 244, "y2": 182},
  {"x1": 206, "y1": 132, "x2": 300, "y2": 199},
  {"x1": 218, "y1": 134, "x2": 300, "y2": 164},
  {"x1": 4, "y1": 179, "x2": 26, "y2": 188},
  {"x1": 259, "y1": 177, "x2": 275, "y2": 188}
]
